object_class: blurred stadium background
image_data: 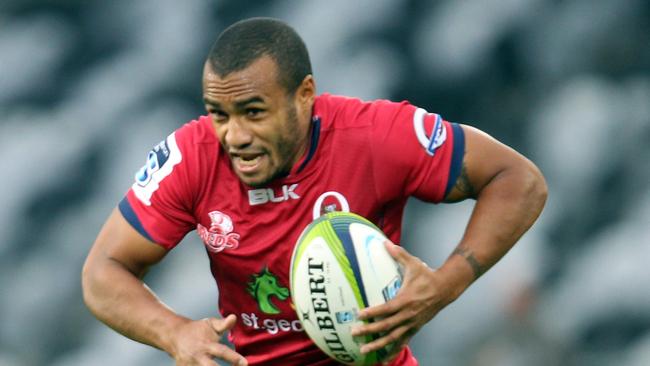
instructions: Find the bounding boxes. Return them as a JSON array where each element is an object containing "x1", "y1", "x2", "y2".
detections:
[{"x1": 1, "y1": 0, "x2": 649, "y2": 365}]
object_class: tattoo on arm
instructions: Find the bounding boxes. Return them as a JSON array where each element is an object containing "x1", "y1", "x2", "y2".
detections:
[
  {"x1": 444, "y1": 162, "x2": 476, "y2": 203},
  {"x1": 451, "y1": 247, "x2": 484, "y2": 280},
  {"x1": 455, "y1": 163, "x2": 475, "y2": 197}
]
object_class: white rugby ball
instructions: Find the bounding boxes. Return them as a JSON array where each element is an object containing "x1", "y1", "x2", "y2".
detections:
[{"x1": 290, "y1": 212, "x2": 403, "y2": 365}]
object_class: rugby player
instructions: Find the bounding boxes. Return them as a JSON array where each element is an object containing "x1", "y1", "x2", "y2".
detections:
[{"x1": 82, "y1": 17, "x2": 547, "y2": 366}]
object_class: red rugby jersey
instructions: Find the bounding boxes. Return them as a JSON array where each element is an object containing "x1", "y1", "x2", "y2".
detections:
[{"x1": 119, "y1": 93, "x2": 464, "y2": 365}]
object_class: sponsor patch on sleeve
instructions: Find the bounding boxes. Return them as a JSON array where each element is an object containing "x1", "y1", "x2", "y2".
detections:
[
  {"x1": 413, "y1": 108, "x2": 447, "y2": 155},
  {"x1": 132, "y1": 132, "x2": 182, "y2": 205}
]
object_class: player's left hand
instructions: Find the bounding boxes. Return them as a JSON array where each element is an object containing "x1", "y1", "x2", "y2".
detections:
[{"x1": 350, "y1": 241, "x2": 452, "y2": 364}]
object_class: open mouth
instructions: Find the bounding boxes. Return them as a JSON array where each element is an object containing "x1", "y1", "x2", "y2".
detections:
[
  {"x1": 231, "y1": 152, "x2": 266, "y2": 174},
  {"x1": 238, "y1": 155, "x2": 261, "y2": 166}
]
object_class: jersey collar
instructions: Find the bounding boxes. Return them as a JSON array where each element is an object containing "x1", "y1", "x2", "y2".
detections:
[{"x1": 293, "y1": 116, "x2": 321, "y2": 174}]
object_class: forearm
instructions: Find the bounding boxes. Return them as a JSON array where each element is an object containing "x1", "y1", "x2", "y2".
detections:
[
  {"x1": 439, "y1": 161, "x2": 547, "y2": 301},
  {"x1": 82, "y1": 258, "x2": 188, "y2": 355}
]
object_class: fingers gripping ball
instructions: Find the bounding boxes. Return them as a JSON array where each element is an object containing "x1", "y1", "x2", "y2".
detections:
[{"x1": 290, "y1": 212, "x2": 403, "y2": 365}]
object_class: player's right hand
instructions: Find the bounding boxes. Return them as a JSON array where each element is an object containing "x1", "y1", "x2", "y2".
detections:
[{"x1": 171, "y1": 314, "x2": 247, "y2": 366}]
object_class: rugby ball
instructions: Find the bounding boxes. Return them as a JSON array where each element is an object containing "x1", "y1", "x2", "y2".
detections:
[{"x1": 290, "y1": 212, "x2": 403, "y2": 365}]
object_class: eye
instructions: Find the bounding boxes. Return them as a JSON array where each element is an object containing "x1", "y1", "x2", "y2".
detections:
[
  {"x1": 209, "y1": 109, "x2": 229, "y2": 123},
  {"x1": 246, "y1": 108, "x2": 265, "y2": 119}
]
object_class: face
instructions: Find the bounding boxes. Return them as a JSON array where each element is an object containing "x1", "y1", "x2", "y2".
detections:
[{"x1": 202, "y1": 56, "x2": 315, "y2": 187}]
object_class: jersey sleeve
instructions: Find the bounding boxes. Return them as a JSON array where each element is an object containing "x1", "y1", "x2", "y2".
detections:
[
  {"x1": 119, "y1": 128, "x2": 196, "y2": 249},
  {"x1": 369, "y1": 100, "x2": 465, "y2": 203}
]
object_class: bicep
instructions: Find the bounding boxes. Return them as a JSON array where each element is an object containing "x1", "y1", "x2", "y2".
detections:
[
  {"x1": 85, "y1": 207, "x2": 169, "y2": 279},
  {"x1": 443, "y1": 124, "x2": 528, "y2": 202}
]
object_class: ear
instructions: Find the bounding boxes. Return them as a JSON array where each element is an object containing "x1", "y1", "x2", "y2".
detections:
[{"x1": 296, "y1": 74, "x2": 316, "y2": 107}]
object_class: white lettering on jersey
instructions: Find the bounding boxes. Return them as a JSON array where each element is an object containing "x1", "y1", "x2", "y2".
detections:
[
  {"x1": 240, "y1": 312, "x2": 304, "y2": 334},
  {"x1": 248, "y1": 184, "x2": 300, "y2": 206},
  {"x1": 132, "y1": 132, "x2": 182, "y2": 206},
  {"x1": 312, "y1": 191, "x2": 350, "y2": 220},
  {"x1": 413, "y1": 108, "x2": 447, "y2": 156}
]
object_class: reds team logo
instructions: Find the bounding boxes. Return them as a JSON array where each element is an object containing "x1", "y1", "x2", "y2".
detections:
[{"x1": 197, "y1": 211, "x2": 240, "y2": 253}]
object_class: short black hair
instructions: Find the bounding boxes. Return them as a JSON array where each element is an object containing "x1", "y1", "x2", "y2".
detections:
[{"x1": 207, "y1": 17, "x2": 313, "y2": 94}]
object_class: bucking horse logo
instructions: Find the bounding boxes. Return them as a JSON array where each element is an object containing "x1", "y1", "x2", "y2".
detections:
[{"x1": 247, "y1": 267, "x2": 289, "y2": 315}]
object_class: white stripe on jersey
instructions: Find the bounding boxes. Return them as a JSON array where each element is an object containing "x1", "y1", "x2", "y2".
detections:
[{"x1": 132, "y1": 132, "x2": 182, "y2": 206}]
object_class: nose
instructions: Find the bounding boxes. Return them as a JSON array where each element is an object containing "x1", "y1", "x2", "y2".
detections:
[{"x1": 223, "y1": 118, "x2": 253, "y2": 148}]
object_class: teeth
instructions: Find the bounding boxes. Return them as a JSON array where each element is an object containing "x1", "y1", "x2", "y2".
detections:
[{"x1": 238, "y1": 156, "x2": 260, "y2": 166}]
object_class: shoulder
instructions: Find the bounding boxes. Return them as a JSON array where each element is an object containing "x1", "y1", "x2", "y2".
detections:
[
  {"x1": 169, "y1": 115, "x2": 222, "y2": 166},
  {"x1": 174, "y1": 115, "x2": 218, "y2": 147},
  {"x1": 314, "y1": 93, "x2": 416, "y2": 131},
  {"x1": 132, "y1": 115, "x2": 221, "y2": 204}
]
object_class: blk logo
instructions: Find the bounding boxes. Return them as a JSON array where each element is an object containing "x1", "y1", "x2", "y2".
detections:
[{"x1": 248, "y1": 184, "x2": 299, "y2": 206}]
